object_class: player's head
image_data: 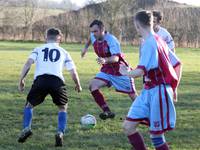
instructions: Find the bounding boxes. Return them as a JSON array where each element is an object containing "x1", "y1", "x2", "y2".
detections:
[
  {"x1": 152, "y1": 10, "x2": 163, "y2": 31},
  {"x1": 45, "y1": 27, "x2": 63, "y2": 43},
  {"x1": 134, "y1": 10, "x2": 153, "y2": 35},
  {"x1": 89, "y1": 19, "x2": 105, "y2": 40}
]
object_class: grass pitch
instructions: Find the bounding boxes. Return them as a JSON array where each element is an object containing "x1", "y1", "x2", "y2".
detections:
[{"x1": 0, "y1": 41, "x2": 199, "y2": 150}]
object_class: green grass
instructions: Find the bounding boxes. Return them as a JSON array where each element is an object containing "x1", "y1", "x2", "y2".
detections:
[{"x1": 0, "y1": 41, "x2": 199, "y2": 150}]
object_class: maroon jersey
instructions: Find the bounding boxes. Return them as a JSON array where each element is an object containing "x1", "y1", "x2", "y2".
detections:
[{"x1": 91, "y1": 32, "x2": 129, "y2": 76}]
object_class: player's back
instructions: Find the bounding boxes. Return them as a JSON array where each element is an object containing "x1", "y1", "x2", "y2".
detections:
[{"x1": 30, "y1": 43, "x2": 68, "y2": 81}]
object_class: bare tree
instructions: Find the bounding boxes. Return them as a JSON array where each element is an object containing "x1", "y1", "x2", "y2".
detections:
[
  {"x1": 0, "y1": 0, "x2": 22, "y2": 40},
  {"x1": 20, "y1": 0, "x2": 38, "y2": 40},
  {"x1": 100, "y1": 0, "x2": 135, "y2": 35},
  {"x1": 0, "y1": 0, "x2": 10, "y2": 26},
  {"x1": 101, "y1": 0, "x2": 125, "y2": 33}
]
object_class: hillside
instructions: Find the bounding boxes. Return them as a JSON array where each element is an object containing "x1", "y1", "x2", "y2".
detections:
[{"x1": 0, "y1": 0, "x2": 75, "y2": 10}]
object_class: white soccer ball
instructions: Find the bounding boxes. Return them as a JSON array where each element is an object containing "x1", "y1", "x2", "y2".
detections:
[{"x1": 80, "y1": 114, "x2": 97, "y2": 129}]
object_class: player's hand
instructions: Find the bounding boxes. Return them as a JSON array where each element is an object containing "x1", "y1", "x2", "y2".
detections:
[
  {"x1": 173, "y1": 88, "x2": 178, "y2": 102},
  {"x1": 18, "y1": 79, "x2": 25, "y2": 92},
  {"x1": 96, "y1": 57, "x2": 106, "y2": 65},
  {"x1": 119, "y1": 64, "x2": 129, "y2": 76},
  {"x1": 75, "y1": 84, "x2": 82, "y2": 93}
]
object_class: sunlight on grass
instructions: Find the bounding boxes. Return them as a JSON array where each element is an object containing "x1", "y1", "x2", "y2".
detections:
[{"x1": 0, "y1": 41, "x2": 199, "y2": 150}]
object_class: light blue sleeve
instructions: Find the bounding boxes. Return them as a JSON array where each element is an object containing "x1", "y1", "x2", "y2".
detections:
[
  {"x1": 90, "y1": 33, "x2": 96, "y2": 44},
  {"x1": 165, "y1": 32, "x2": 175, "y2": 50},
  {"x1": 106, "y1": 35, "x2": 121, "y2": 55},
  {"x1": 168, "y1": 49, "x2": 180, "y2": 66}
]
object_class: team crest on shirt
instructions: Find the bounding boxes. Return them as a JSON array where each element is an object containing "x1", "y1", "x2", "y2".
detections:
[{"x1": 153, "y1": 121, "x2": 160, "y2": 128}]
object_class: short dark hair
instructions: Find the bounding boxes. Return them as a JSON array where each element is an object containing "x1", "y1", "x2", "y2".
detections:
[
  {"x1": 153, "y1": 10, "x2": 163, "y2": 23},
  {"x1": 89, "y1": 20, "x2": 104, "y2": 29},
  {"x1": 135, "y1": 10, "x2": 153, "y2": 27},
  {"x1": 46, "y1": 27, "x2": 62, "y2": 40}
]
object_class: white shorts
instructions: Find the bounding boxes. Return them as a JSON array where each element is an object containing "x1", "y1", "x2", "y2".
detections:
[
  {"x1": 126, "y1": 84, "x2": 176, "y2": 134},
  {"x1": 95, "y1": 72, "x2": 136, "y2": 94}
]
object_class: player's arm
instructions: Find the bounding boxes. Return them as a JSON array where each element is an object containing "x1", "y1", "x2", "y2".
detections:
[
  {"x1": 97, "y1": 55, "x2": 119, "y2": 65},
  {"x1": 166, "y1": 31, "x2": 175, "y2": 53},
  {"x1": 18, "y1": 58, "x2": 34, "y2": 92},
  {"x1": 69, "y1": 69, "x2": 82, "y2": 92},
  {"x1": 119, "y1": 65, "x2": 144, "y2": 78},
  {"x1": 173, "y1": 63, "x2": 182, "y2": 102},
  {"x1": 174, "y1": 63, "x2": 182, "y2": 86},
  {"x1": 168, "y1": 49, "x2": 182, "y2": 101},
  {"x1": 81, "y1": 37, "x2": 91, "y2": 58},
  {"x1": 171, "y1": 48, "x2": 175, "y2": 53},
  {"x1": 120, "y1": 41, "x2": 152, "y2": 78},
  {"x1": 65, "y1": 52, "x2": 82, "y2": 92},
  {"x1": 97, "y1": 35, "x2": 121, "y2": 65},
  {"x1": 168, "y1": 41, "x2": 175, "y2": 53},
  {"x1": 168, "y1": 49, "x2": 182, "y2": 86}
]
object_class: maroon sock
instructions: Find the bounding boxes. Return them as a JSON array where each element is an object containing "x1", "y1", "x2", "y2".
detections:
[
  {"x1": 91, "y1": 90, "x2": 110, "y2": 112},
  {"x1": 156, "y1": 143, "x2": 169, "y2": 150},
  {"x1": 128, "y1": 132, "x2": 147, "y2": 150}
]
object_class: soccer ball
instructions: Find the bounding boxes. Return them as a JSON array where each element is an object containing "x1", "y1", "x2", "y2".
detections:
[{"x1": 80, "y1": 114, "x2": 97, "y2": 129}]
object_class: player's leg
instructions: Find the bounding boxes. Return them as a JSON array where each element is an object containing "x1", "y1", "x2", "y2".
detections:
[
  {"x1": 89, "y1": 78, "x2": 108, "y2": 112},
  {"x1": 124, "y1": 91, "x2": 150, "y2": 150},
  {"x1": 57, "y1": 104, "x2": 68, "y2": 133},
  {"x1": 55, "y1": 104, "x2": 68, "y2": 147},
  {"x1": 150, "y1": 133, "x2": 169, "y2": 150},
  {"x1": 149, "y1": 85, "x2": 175, "y2": 150},
  {"x1": 18, "y1": 102, "x2": 34, "y2": 143},
  {"x1": 18, "y1": 77, "x2": 47, "y2": 143},
  {"x1": 123, "y1": 120, "x2": 147, "y2": 150},
  {"x1": 18, "y1": 102, "x2": 46, "y2": 143},
  {"x1": 128, "y1": 93, "x2": 137, "y2": 101},
  {"x1": 50, "y1": 76, "x2": 68, "y2": 147},
  {"x1": 89, "y1": 74, "x2": 115, "y2": 120},
  {"x1": 109, "y1": 75, "x2": 137, "y2": 100},
  {"x1": 23, "y1": 102, "x2": 34, "y2": 130}
]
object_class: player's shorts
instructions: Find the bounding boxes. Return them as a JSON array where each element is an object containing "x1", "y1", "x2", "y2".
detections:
[
  {"x1": 126, "y1": 84, "x2": 176, "y2": 134},
  {"x1": 27, "y1": 74, "x2": 68, "y2": 106},
  {"x1": 94, "y1": 72, "x2": 136, "y2": 94}
]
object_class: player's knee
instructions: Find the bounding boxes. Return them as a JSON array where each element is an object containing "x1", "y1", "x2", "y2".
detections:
[
  {"x1": 58, "y1": 104, "x2": 67, "y2": 112},
  {"x1": 25, "y1": 102, "x2": 34, "y2": 108},
  {"x1": 89, "y1": 82, "x2": 98, "y2": 92},
  {"x1": 150, "y1": 134, "x2": 166, "y2": 148},
  {"x1": 89, "y1": 83, "x2": 92, "y2": 91},
  {"x1": 129, "y1": 93, "x2": 137, "y2": 101},
  {"x1": 123, "y1": 121, "x2": 137, "y2": 135}
]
